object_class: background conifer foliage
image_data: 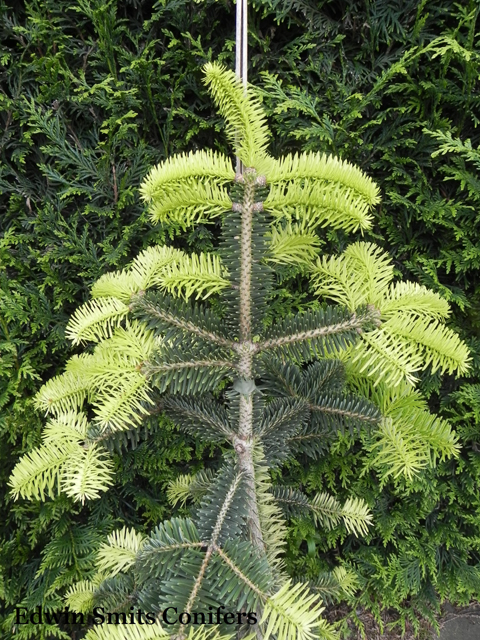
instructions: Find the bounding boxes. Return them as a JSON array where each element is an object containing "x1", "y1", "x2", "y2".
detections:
[{"x1": 0, "y1": 0, "x2": 480, "y2": 638}]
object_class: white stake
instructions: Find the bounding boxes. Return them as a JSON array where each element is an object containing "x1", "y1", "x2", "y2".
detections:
[
  {"x1": 235, "y1": 0, "x2": 248, "y2": 88},
  {"x1": 235, "y1": 0, "x2": 247, "y2": 173}
]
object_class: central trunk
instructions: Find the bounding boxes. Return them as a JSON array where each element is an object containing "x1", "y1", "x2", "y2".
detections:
[{"x1": 235, "y1": 170, "x2": 265, "y2": 556}]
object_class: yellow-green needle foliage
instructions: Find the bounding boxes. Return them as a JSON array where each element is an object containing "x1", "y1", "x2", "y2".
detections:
[{"x1": 311, "y1": 241, "x2": 470, "y2": 386}]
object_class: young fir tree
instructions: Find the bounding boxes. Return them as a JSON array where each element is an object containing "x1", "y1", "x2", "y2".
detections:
[{"x1": 9, "y1": 63, "x2": 469, "y2": 640}]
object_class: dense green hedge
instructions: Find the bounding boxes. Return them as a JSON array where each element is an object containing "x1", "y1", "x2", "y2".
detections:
[{"x1": 1, "y1": 0, "x2": 480, "y2": 637}]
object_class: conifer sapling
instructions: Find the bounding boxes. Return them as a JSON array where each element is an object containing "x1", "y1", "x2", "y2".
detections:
[{"x1": 9, "y1": 62, "x2": 469, "y2": 640}]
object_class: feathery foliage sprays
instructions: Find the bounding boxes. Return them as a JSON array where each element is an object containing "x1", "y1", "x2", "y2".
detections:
[{"x1": 9, "y1": 63, "x2": 469, "y2": 640}]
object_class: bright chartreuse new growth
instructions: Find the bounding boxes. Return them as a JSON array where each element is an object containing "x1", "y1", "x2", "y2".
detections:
[{"x1": 9, "y1": 62, "x2": 469, "y2": 640}]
